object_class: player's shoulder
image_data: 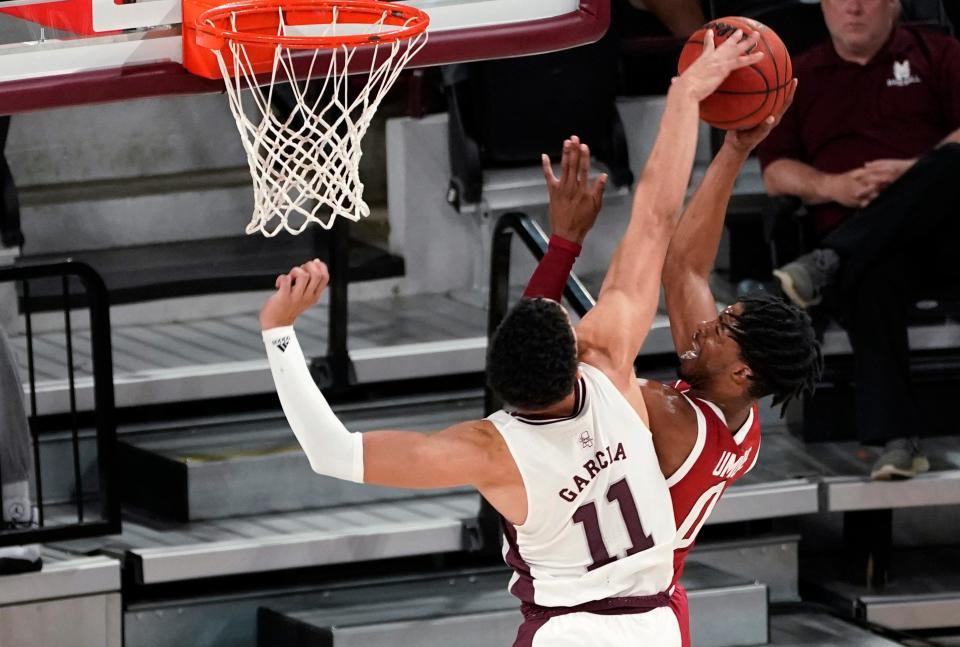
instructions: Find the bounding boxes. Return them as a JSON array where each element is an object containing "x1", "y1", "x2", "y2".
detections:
[{"x1": 637, "y1": 378, "x2": 698, "y2": 426}]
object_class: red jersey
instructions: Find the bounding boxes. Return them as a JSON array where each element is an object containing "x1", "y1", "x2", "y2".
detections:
[{"x1": 667, "y1": 381, "x2": 761, "y2": 588}]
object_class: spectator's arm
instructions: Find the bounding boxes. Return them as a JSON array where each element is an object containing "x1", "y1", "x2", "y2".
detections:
[{"x1": 762, "y1": 158, "x2": 836, "y2": 205}]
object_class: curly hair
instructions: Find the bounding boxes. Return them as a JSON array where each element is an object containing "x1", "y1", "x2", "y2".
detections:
[
  {"x1": 487, "y1": 298, "x2": 578, "y2": 410},
  {"x1": 728, "y1": 294, "x2": 823, "y2": 415}
]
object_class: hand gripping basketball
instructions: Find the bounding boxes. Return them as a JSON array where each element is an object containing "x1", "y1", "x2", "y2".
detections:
[
  {"x1": 724, "y1": 78, "x2": 797, "y2": 154},
  {"x1": 679, "y1": 17, "x2": 794, "y2": 130},
  {"x1": 675, "y1": 27, "x2": 763, "y2": 102}
]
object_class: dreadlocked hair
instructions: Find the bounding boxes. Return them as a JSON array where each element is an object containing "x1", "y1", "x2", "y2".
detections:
[{"x1": 727, "y1": 294, "x2": 823, "y2": 416}]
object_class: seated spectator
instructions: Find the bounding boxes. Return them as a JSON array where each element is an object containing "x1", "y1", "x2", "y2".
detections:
[
  {"x1": 757, "y1": 0, "x2": 960, "y2": 480},
  {"x1": 0, "y1": 324, "x2": 41, "y2": 574}
]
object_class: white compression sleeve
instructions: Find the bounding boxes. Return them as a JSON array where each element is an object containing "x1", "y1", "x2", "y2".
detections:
[{"x1": 262, "y1": 326, "x2": 364, "y2": 483}]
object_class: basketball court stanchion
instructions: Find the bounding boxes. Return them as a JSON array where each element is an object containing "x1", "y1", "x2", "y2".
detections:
[{"x1": 310, "y1": 223, "x2": 356, "y2": 391}]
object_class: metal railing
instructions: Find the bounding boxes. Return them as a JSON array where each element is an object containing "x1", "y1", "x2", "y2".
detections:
[{"x1": 0, "y1": 260, "x2": 119, "y2": 546}]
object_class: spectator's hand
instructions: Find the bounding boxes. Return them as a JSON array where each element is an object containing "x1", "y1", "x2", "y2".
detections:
[
  {"x1": 260, "y1": 259, "x2": 329, "y2": 329},
  {"x1": 675, "y1": 29, "x2": 764, "y2": 102},
  {"x1": 863, "y1": 158, "x2": 916, "y2": 188},
  {"x1": 724, "y1": 79, "x2": 797, "y2": 154},
  {"x1": 542, "y1": 135, "x2": 608, "y2": 245},
  {"x1": 822, "y1": 168, "x2": 885, "y2": 209}
]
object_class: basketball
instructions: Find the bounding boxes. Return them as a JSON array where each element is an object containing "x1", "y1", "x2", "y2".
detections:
[{"x1": 677, "y1": 16, "x2": 793, "y2": 130}]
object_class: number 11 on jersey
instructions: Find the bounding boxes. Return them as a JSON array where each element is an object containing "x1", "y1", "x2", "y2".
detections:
[{"x1": 572, "y1": 477, "x2": 654, "y2": 571}]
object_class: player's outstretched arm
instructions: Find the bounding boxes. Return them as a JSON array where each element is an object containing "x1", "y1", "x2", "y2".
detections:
[
  {"x1": 576, "y1": 29, "x2": 763, "y2": 387},
  {"x1": 260, "y1": 261, "x2": 519, "y2": 515},
  {"x1": 663, "y1": 80, "x2": 795, "y2": 355},
  {"x1": 523, "y1": 135, "x2": 607, "y2": 301}
]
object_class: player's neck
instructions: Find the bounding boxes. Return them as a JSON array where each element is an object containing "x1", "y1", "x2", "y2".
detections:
[
  {"x1": 516, "y1": 389, "x2": 578, "y2": 419},
  {"x1": 688, "y1": 388, "x2": 753, "y2": 432}
]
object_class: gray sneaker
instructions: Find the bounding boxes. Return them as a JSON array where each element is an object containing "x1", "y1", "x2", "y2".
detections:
[
  {"x1": 870, "y1": 438, "x2": 931, "y2": 481},
  {"x1": 773, "y1": 248, "x2": 840, "y2": 308}
]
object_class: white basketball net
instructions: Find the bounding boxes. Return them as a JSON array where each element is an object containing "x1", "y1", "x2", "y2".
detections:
[{"x1": 209, "y1": 7, "x2": 428, "y2": 236}]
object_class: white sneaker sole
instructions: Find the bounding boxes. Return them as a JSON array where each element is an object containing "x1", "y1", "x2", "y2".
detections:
[{"x1": 773, "y1": 268, "x2": 821, "y2": 309}]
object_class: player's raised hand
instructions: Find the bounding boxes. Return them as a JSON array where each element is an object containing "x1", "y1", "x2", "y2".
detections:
[
  {"x1": 259, "y1": 259, "x2": 330, "y2": 329},
  {"x1": 724, "y1": 78, "x2": 797, "y2": 154},
  {"x1": 541, "y1": 135, "x2": 608, "y2": 245},
  {"x1": 677, "y1": 29, "x2": 764, "y2": 102}
]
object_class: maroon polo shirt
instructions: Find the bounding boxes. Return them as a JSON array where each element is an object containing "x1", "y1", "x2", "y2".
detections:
[{"x1": 757, "y1": 26, "x2": 960, "y2": 234}]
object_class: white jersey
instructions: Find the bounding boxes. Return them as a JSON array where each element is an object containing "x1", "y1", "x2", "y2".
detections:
[{"x1": 487, "y1": 363, "x2": 677, "y2": 608}]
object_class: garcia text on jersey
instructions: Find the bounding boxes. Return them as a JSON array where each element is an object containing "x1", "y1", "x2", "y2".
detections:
[{"x1": 559, "y1": 442, "x2": 628, "y2": 502}]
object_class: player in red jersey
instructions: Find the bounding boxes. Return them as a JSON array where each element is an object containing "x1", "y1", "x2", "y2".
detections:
[{"x1": 524, "y1": 85, "x2": 821, "y2": 646}]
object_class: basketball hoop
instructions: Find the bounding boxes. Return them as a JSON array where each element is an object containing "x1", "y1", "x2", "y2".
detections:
[{"x1": 186, "y1": 0, "x2": 429, "y2": 236}]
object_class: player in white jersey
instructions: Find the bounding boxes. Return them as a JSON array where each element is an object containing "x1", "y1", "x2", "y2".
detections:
[
  {"x1": 259, "y1": 29, "x2": 764, "y2": 647},
  {"x1": 522, "y1": 88, "x2": 822, "y2": 646}
]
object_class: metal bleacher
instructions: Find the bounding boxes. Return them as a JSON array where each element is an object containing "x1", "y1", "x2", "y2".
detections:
[{"x1": 7, "y1": 223, "x2": 958, "y2": 646}]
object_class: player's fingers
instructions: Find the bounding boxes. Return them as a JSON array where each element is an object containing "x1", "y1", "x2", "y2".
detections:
[
  {"x1": 578, "y1": 143, "x2": 590, "y2": 184},
  {"x1": 592, "y1": 173, "x2": 608, "y2": 196},
  {"x1": 559, "y1": 139, "x2": 573, "y2": 185},
  {"x1": 783, "y1": 78, "x2": 798, "y2": 112},
  {"x1": 312, "y1": 258, "x2": 330, "y2": 291},
  {"x1": 734, "y1": 50, "x2": 764, "y2": 70},
  {"x1": 592, "y1": 173, "x2": 608, "y2": 206},
  {"x1": 716, "y1": 29, "x2": 743, "y2": 54},
  {"x1": 289, "y1": 267, "x2": 309, "y2": 295},
  {"x1": 702, "y1": 29, "x2": 715, "y2": 54},
  {"x1": 301, "y1": 261, "x2": 323, "y2": 292},
  {"x1": 565, "y1": 139, "x2": 582, "y2": 186},
  {"x1": 541, "y1": 154, "x2": 558, "y2": 186},
  {"x1": 739, "y1": 30, "x2": 761, "y2": 53}
]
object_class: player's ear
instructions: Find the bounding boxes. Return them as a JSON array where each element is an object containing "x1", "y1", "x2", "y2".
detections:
[{"x1": 731, "y1": 362, "x2": 752, "y2": 386}]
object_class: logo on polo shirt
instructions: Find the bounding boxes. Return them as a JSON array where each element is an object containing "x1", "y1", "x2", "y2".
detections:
[{"x1": 887, "y1": 59, "x2": 921, "y2": 87}]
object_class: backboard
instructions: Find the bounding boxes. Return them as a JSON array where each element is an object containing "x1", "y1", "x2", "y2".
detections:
[{"x1": 0, "y1": 0, "x2": 609, "y2": 114}]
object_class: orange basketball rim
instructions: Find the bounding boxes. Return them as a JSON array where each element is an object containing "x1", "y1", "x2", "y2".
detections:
[{"x1": 184, "y1": 0, "x2": 429, "y2": 79}]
